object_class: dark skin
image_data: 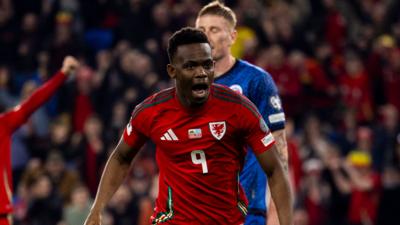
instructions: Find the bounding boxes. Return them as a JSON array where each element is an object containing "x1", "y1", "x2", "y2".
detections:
[
  {"x1": 84, "y1": 42, "x2": 292, "y2": 225},
  {"x1": 167, "y1": 43, "x2": 215, "y2": 107}
]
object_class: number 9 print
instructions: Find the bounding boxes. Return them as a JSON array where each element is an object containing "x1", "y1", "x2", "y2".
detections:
[{"x1": 191, "y1": 150, "x2": 208, "y2": 174}]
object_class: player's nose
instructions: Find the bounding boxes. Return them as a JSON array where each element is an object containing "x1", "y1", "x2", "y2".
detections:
[{"x1": 194, "y1": 66, "x2": 207, "y2": 78}]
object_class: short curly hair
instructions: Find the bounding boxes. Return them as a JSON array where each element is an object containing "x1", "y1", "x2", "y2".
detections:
[{"x1": 167, "y1": 27, "x2": 210, "y2": 63}]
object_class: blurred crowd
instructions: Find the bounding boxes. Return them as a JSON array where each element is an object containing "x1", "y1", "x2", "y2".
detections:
[{"x1": 0, "y1": 0, "x2": 400, "y2": 225}]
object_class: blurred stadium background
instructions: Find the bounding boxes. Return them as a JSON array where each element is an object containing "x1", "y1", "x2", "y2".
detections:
[{"x1": 1, "y1": 0, "x2": 399, "y2": 224}]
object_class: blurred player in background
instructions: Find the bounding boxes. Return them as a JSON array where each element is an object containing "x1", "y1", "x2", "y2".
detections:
[
  {"x1": 84, "y1": 27, "x2": 292, "y2": 225},
  {"x1": 0, "y1": 56, "x2": 79, "y2": 225},
  {"x1": 196, "y1": 2, "x2": 288, "y2": 225}
]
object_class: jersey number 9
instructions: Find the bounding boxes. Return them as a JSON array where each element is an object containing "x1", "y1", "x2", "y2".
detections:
[{"x1": 191, "y1": 150, "x2": 208, "y2": 174}]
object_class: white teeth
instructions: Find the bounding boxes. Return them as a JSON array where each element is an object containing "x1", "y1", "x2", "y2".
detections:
[{"x1": 193, "y1": 89, "x2": 206, "y2": 96}]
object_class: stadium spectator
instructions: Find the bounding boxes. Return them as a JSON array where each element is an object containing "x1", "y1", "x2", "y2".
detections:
[
  {"x1": 107, "y1": 184, "x2": 136, "y2": 225},
  {"x1": 43, "y1": 151, "x2": 80, "y2": 203},
  {"x1": 288, "y1": 50, "x2": 336, "y2": 119},
  {"x1": 338, "y1": 51, "x2": 373, "y2": 123},
  {"x1": 299, "y1": 159, "x2": 330, "y2": 225},
  {"x1": 74, "y1": 115, "x2": 107, "y2": 196},
  {"x1": 382, "y1": 48, "x2": 400, "y2": 112},
  {"x1": 25, "y1": 173, "x2": 63, "y2": 225},
  {"x1": 63, "y1": 185, "x2": 93, "y2": 225},
  {"x1": 344, "y1": 151, "x2": 381, "y2": 225},
  {"x1": 0, "y1": 56, "x2": 78, "y2": 225},
  {"x1": 263, "y1": 45, "x2": 302, "y2": 118}
]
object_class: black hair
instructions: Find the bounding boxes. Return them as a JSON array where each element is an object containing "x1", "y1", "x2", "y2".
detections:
[{"x1": 167, "y1": 27, "x2": 210, "y2": 63}]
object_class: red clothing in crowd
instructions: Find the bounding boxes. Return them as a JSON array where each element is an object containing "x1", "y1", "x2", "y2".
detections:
[
  {"x1": 382, "y1": 68, "x2": 400, "y2": 112},
  {"x1": 73, "y1": 93, "x2": 94, "y2": 132},
  {"x1": 301, "y1": 58, "x2": 336, "y2": 109},
  {"x1": 0, "y1": 72, "x2": 67, "y2": 219},
  {"x1": 348, "y1": 172, "x2": 381, "y2": 225},
  {"x1": 72, "y1": 65, "x2": 95, "y2": 133},
  {"x1": 339, "y1": 70, "x2": 373, "y2": 122},
  {"x1": 266, "y1": 63, "x2": 301, "y2": 117},
  {"x1": 325, "y1": 9, "x2": 346, "y2": 54},
  {"x1": 288, "y1": 138, "x2": 302, "y2": 193}
]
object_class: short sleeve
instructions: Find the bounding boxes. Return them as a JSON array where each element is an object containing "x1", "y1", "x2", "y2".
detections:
[
  {"x1": 249, "y1": 71, "x2": 285, "y2": 131},
  {"x1": 122, "y1": 116, "x2": 147, "y2": 148},
  {"x1": 240, "y1": 98, "x2": 275, "y2": 155},
  {"x1": 122, "y1": 105, "x2": 151, "y2": 148}
]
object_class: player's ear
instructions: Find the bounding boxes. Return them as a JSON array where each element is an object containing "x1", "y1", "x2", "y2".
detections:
[
  {"x1": 229, "y1": 29, "x2": 237, "y2": 46},
  {"x1": 167, "y1": 64, "x2": 176, "y2": 79}
]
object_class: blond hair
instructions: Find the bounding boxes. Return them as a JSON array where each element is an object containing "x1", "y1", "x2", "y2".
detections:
[{"x1": 198, "y1": 1, "x2": 237, "y2": 28}]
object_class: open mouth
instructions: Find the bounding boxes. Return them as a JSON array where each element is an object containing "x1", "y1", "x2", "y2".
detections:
[{"x1": 192, "y1": 83, "x2": 209, "y2": 98}]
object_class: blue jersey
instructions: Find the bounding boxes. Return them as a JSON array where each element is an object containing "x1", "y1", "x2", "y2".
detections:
[{"x1": 215, "y1": 60, "x2": 285, "y2": 215}]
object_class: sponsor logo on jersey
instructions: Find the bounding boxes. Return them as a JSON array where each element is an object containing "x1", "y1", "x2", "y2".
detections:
[
  {"x1": 229, "y1": 84, "x2": 243, "y2": 94},
  {"x1": 261, "y1": 133, "x2": 274, "y2": 147},
  {"x1": 260, "y1": 118, "x2": 269, "y2": 133},
  {"x1": 209, "y1": 121, "x2": 226, "y2": 140},
  {"x1": 160, "y1": 129, "x2": 179, "y2": 141},
  {"x1": 126, "y1": 123, "x2": 132, "y2": 136},
  {"x1": 270, "y1": 95, "x2": 282, "y2": 110},
  {"x1": 188, "y1": 128, "x2": 202, "y2": 139}
]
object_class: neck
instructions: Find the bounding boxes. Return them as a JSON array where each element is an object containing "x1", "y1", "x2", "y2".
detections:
[
  {"x1": 214, "y1": 55, "x2": 236, "y2": 78},
  {"x1": 177, "y1": 93, "x2": 191, "y2": 108},
  {"x1": 176, "y1": 90, "x2": 206, "y2": 109}
]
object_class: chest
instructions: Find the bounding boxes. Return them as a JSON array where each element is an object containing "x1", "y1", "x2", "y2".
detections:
[{"x1": 148, "y1": 109, "x2": 243, "y2": 156}]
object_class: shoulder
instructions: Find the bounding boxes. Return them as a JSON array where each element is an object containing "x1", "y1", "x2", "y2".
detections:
[
  {"x1": 212, "y1": 84, "x2": 260, "y2": 117},
  {"x1": 0, "y1": 114, "x2": 7, "y2": 129},
  {"x1": 237, "y1": 60, "x2": 270, "y2": 77},
  {"x1": 131, "y1": 87, "x2": 175, "y2": 119},
  {"x1": 230, "y1": 61, "x2": 277, "y2": 101},
  {"x1": 236, "y1": 60, "x2": 275, "y2": 85}
]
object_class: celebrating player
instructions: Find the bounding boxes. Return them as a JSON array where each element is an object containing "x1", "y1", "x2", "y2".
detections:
[
  {"x1": 84, "y1": 27, "x2": 292, "y2": 225},
  {"x1": 196, "y1": 2, "x2": 288, "y2": 224},
  {"x1": 0, "y1": 56, "x2": 79, "y2": 225}
]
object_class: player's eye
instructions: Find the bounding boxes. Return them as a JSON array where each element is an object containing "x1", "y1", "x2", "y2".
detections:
[
  {"x1": 210, "y1": 27, "x2": 220, "y2": 33},
  {"x1": 183, "y1": 63, "x2": 196, "y2": 70},
  {"x1": 202, "y1": 60, "x2": 214, "y2": 70}
]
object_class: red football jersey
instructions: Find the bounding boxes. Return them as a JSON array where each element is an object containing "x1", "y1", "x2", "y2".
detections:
[
  {"x1": 123, "y1": 84, "x2": 275, "y2": 225},
  {"x1": 0, "y1": 72, "x2": 67, "y2": 215}
]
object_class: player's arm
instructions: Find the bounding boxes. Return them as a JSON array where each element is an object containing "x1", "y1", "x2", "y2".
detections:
[
  {"x1": 271, "y1": 129, "x2": 288, "y2": 171},
  {"x1": 85, "y1": 109, "x2": 148, "y2": 225},
  {"x1": 84, "y1": 137, "x2": 142, "y2": 225},
  {"x1": 255, "y1": 145, "x2": 293, "y2": 225},
  {"x1": 268, "y1": 128, "x2": 288, "y2": 225},
  {"x1": 240, "y1": 92, "x2": 292, "y2": 225},
  {"x1": 250, "y1": 73, "x2": 288, "y2": 171},
  {"x1": 253, "y1": 70, "x2": 288, "y2": 225},
  {"x1": 6, "y1": 56, "x2": 78, "y2": 130},
  {"x1": 342, "y1": 159, "x2": 373, "y2": 191}
]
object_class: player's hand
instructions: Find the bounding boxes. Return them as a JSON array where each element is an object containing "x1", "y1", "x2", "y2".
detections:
[
  {"x1": 84, "y1": 210, "x2": 102, "y2": 225},
  {"x1": 61, "y1": 56, "x2": 79, "y2": 76}
]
